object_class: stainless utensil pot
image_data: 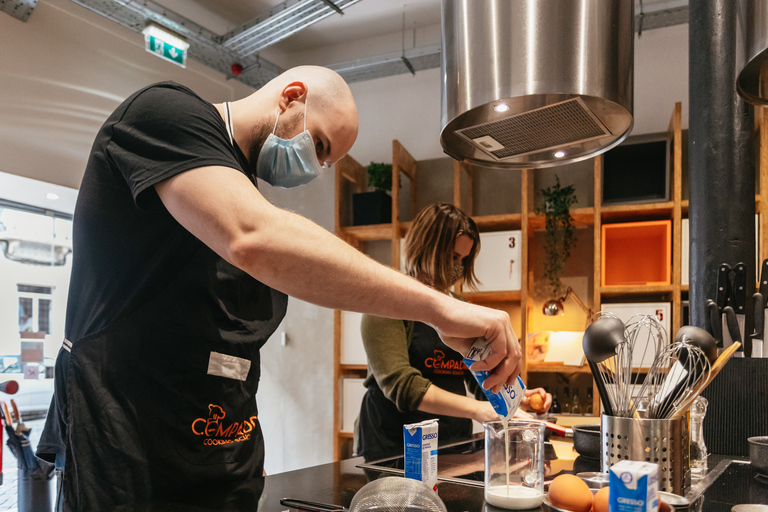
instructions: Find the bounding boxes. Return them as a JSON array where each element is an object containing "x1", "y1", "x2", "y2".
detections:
[{"x1": 601, "y1": 415, "x2": 690, "y2": 495}]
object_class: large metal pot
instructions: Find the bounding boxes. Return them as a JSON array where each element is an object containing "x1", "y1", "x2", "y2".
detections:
[{"x1": 749, "y1": 436, "x2": 768, "y2": 474}]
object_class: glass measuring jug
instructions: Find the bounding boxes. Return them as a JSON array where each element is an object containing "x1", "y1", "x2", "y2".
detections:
[{"x1": 484, "y1": 420, "x2": 545, "y2": 510}]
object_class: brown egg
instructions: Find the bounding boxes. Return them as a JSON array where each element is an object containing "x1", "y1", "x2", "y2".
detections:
[
  {"x1": 592, "y1": 486, "x2": 610, "y2": 512},
  {"x1": 530, "y1": 393, "x2": 545, "y2": 411},
  {"x1": 548, "y1": 474, "x2": 593, "y2": 512}
]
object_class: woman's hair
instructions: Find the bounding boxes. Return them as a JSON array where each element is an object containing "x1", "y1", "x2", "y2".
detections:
[{"x1": 403, "y1": 202, "x2": 481, "y2": 292}]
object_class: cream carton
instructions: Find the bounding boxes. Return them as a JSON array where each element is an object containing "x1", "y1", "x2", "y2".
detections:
[
  {"x1": 463, "y1": 337, "x2": 525, "y2": 418},
  {"x1": 609, "y1": 460, "x2": 659, "y2": 512},
  {"x1": 403, "y1": 419, "x2": 439, "y2": 490}
]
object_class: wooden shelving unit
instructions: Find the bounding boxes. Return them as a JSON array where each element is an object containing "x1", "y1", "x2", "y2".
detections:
[{"x1": 331, "y1": 103, "x2": 694, "y2": 460}]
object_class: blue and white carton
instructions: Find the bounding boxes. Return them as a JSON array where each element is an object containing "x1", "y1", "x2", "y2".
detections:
[
  {"x1": 609, "y1": 460, "x2": 659, "y2": 512},
  {"x1": 403, "y1": 419, "x2": 439, "y2": 490},
  {"x1": 463, "y1": 337, "x2": 525, "y2": 418}
]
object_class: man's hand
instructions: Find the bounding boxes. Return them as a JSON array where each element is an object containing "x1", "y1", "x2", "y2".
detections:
[{"x1": 430, "y1": 298, "x2": 522, "y2": 395}]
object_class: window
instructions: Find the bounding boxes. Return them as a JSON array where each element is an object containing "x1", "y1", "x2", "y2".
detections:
[{"x1": 17, "y1": 284, "x2": 53, "y2": 335}]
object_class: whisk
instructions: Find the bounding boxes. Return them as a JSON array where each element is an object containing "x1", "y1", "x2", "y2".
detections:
[
  {"x1": 583, "y1": 313, "x2": 667, "y2": 417},
  {"x1": 642, "y1": 340, "x2": 712, "y2": 420}
]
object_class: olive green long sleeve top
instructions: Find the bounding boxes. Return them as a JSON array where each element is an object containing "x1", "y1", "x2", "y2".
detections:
[{"x1": 361, "y1": 314, "x2": 428, "y2": 413}]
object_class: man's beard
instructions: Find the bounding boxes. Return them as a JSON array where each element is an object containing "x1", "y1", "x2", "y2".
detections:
[{"x1": 246, "y1": 110, "x2": 304, "y2": 176}]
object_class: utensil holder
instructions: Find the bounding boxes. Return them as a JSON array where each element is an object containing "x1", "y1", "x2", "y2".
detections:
[{"x1": 600, "y1": 415, "x2": 690, "y2": 495}]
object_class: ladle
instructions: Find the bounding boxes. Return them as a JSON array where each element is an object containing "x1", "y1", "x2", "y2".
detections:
[
  {"x1": 582, "y1": 314, "x2": 625, "y2": 416},
  {"x1": 582, "y1": 315, "x2": 626, "y2": 363},
  {"x1": 675, "y1": 325, "x2": 718, "y2": 363}
]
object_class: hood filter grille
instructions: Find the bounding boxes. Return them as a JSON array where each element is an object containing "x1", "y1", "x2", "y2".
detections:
[{"x1": 457, "y1": 98, "x2": 612, "y2": 160}]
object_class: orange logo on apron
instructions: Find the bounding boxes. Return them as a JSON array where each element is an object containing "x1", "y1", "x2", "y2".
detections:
[{"x1": 191, "y1": 404, "x2": 258, "y2": 446}]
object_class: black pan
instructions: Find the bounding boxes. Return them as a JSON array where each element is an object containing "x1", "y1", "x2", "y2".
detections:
[{"x1": 572, "y1": 424, "x2": 601, "y2": 460}]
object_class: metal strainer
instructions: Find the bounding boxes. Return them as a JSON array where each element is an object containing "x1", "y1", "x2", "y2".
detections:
[{"x1": 348, "y1": 477, "x2": 447, "y2": 512}]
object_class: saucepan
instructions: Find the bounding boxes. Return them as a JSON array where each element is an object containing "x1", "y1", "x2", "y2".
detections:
[
  {"x1": 572, "y1": 424, "x2": 601, "y2": 460},
  {"x1": 749, "y1": 436, "x2": 768, "y2": 475}
]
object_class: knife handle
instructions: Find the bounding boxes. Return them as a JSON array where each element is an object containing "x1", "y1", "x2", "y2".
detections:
[
  {"x1": 732, "y1": 262, "x2": 747, "y2": 314},
  {"x1": 724, "y1": 306, "x2": 742, "y2": 344},
  {"x1": 760, "y1": 259, "x2": 768, "y2": 298},
  {"x1": 753, "y1": 293, "x2": 764, "y2": 340},
  {"x1": 707, "y1": 300, "x2": 722, "y2": 346},
  {"x1": 716, "y1": 263, "x2": 731, "y2": 310}
]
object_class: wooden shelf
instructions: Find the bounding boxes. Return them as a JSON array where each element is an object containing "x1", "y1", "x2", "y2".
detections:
[
  {"x1": 473, "y1": 213, "x2": 522, "y2": 231},
  {"x1": 463, "y1": 290, "x2": 522, "y2": 302},
  {"x1": 599, "y1": 284, "x2": 674, "y2": 297},
  {"x1": 528, "y1": 363, "x2": 591, "y2": 374},
  {"x1": 339, "y1": 222, "x2": 411, "y2": 241},
  {"x1": 529, "y1": 207, "x2": 595, "y2": 230},
  {"x1": 340, "y1": 364, "x2": 367, "y2": 373},
  {"x1": 600, "y1": 201, "x2": 675, "y2": 222}
]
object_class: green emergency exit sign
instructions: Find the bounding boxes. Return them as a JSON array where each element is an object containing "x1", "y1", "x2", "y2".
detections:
[{"x1": 146, "y1": 35, "x2": 187, "y2": 67}]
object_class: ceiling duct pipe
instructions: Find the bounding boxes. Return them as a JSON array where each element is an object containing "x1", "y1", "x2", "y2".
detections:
[
  {"x1": 737, "y1": 0, "x2": 768, "y2": 105},
  {"x1": 440, "y1": 0, "x2": 634, "y2": 169}
]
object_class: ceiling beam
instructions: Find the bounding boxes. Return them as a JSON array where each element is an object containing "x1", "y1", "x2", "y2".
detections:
[{"x1": 218, "y1": 0, "x2": 362, "y2": 57}]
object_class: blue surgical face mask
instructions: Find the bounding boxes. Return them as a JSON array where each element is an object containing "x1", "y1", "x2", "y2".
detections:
[{"x1": 254, "y1": 97, "x2": 327, "y2": 188}]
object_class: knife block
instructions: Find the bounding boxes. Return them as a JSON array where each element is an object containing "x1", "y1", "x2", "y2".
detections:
[{"x1": 701, "y1": 358, "x2": 768, "y2": 456}]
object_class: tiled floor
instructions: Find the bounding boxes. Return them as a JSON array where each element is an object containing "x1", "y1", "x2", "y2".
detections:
[{"x1": 0, "y1": 419, "x2": 52, "y2": 512}]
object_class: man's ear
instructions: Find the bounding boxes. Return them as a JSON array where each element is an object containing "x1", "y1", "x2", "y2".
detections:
[{"x1": 278, "y1": 81, "x2": 307, "y2": 112}]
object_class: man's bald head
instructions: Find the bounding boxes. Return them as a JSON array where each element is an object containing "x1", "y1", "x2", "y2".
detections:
[{"x1": 237, "y1": 66, "x2": 358, "y2": 169}]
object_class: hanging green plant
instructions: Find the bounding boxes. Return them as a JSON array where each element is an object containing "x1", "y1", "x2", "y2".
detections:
[
  {"x1": 535, "y1": 176, "x2": 578, "y2": 297},
  {"x1": 367, "y1": 162, "x2": 393, "y2": 193}
]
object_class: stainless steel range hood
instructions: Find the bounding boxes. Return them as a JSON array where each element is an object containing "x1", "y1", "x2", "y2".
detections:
[{"x1": 440, "y1": 0, "x2": 634, "y2": 169}]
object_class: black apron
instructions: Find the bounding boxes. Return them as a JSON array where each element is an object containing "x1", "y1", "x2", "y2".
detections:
[
  {"x1": 59, "y1": 246, "x2": 287, "y2": 511},
  {"x1": 358, "y1": 321, "x2": 473, "y2": 462}
]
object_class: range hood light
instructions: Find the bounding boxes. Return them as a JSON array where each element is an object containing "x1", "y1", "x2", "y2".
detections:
[
  {"x1": 494, "y1": 103, "x2": 510, "y2": 113},
  {"x1": 554, "y1": 151, "x2": 566, "y2": 158}
]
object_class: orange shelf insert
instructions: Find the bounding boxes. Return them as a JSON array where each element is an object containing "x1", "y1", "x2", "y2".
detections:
[{"x1": 601, "y1": 220, "x2": 671, "y2": 287}]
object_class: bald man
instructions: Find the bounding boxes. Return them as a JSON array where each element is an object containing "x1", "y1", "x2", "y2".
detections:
[{"x1": 37, "y1": 66, "x2": 521, "y2": 511}]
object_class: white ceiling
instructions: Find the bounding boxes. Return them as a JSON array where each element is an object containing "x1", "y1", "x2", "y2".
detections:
[
  {"x1": 149, "y1": 0, "x2": 687, "y2": 72},
  {"x1": 156, "y1": 0, "x2": 441, "y2": 56}
]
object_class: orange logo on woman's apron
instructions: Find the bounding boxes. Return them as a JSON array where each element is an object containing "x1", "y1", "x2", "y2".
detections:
[{"x1": 191, "y1": 404, "x2": 258, "y2": 445}]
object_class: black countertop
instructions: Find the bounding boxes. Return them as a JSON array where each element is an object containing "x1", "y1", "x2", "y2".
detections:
[{"x1": 260, "y1": 438, "x2": 767, "y2": 512}]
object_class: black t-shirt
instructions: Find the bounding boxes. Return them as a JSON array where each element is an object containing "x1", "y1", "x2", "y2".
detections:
[{"x1": 66, "y1": 81, "x2": 254, "y2": 341}]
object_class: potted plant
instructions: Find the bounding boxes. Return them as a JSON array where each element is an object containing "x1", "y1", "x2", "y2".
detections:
[
  {"x1": 352, "y1": 162, "x2": 393, "y2": 225},
  {"x1": 535, "y1": 176, "x2": 578, "y2": 297}
]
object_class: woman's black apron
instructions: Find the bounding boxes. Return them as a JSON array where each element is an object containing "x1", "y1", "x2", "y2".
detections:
[
  {"x1": 59, "y1": 246, "x2": 287, "y2": 511},
  {"x1": 357, "y1": 321, "x2": 473, "y2": 462}
]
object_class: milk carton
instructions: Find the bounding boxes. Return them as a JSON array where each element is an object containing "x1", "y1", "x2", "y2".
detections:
[
  {"x1": 463, "y1": 337, "x2": 525, "y2": 418},
  {"x1": 609, "y1": 460, "x2": 659, "y2": 512},
  {"x1": 403, "y1": 419, "x2": 439, "y2": 490}
]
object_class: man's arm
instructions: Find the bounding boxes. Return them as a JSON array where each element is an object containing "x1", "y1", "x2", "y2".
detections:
[{"x1": 155, "y1": 165, "x2": 521, "y2": 391}]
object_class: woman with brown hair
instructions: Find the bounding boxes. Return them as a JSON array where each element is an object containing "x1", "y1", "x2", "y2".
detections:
[{"x1": 356, "y1": 203, "x2": 550, "y2": 461}]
